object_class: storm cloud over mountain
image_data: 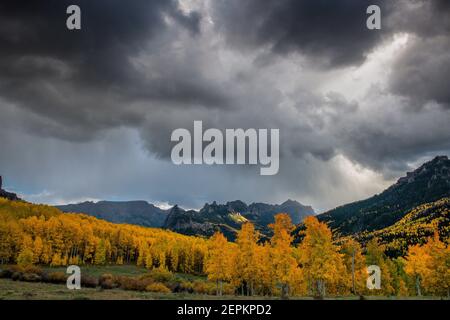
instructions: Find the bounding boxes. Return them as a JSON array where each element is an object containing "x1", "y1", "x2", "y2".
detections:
[{"x1": 0, "y1": 0, "x2": 449, "y2": 211}]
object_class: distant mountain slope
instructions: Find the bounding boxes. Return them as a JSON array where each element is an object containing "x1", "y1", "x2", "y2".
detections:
[
  {"x1": 318, "y1": 156, "x2": 450, "y2": 236},
  {"x1": 57, "y1": 200, "x2": 168, "y2": 228},
  {"x1": 57, "y1": 198, "x2": 314, "y2": 239},
  {"x1": 164, "y1": 199, "x2": 314, "y2": 240},
  {"x1": 356, "y1": 197, "x2": 450, "y2": 257}
]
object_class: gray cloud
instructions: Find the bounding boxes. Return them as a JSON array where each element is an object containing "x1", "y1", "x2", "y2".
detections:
[
  {"x1": 0, "y1": 0, "x2": 227, "y2": 144},
  {"x1": 389, "y1": 36, "x2": 450, "y2": 108},
  {"x1": 1, "y1": 0, "x2": 450, "y2": 211},
  {"x1": 210, "y1": 0, "x2": 391, "y2": 68},
  {"x1": 381, "y1": 0, "x2": 450, "y2": 109}
]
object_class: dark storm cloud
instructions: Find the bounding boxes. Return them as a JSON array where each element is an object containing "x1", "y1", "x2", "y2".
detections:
[
  {"x1": 0, "y1": 0, "x2": 231, "y2": 144},
  {"x1": 386, "y1": 0, "x2": 450, "y2": 108},
  {"x1": 1, "y1": 0, "x2": 450, "y2": 210},
  {"x1": 211, "y1": 0, "x2": 390, "y2": 68},
  {"x1": 0, "y1": 0, "x2": 198, "y2": 85},
  {"x1": 210, "y1": 0, "x2": 450, "y2": 111},
  {"x1": 389, "y1": 36, "x2": 450, "y2": 108}
]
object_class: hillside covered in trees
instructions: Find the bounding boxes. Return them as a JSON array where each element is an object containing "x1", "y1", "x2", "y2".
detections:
[
  {"x1": 1, "y1": 197, "x2": 449, "y2": 298},
  {"x1": 318, "y1": 156, "x2": 450, "y2": 236},
  {"x1": 356, "y1": 197, "x2": 450, "y2": 257}
]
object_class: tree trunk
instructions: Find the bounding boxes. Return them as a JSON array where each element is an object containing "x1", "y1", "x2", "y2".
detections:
[
  {"x1": 416, "y1": 276, "x2": 422, "y2": 296},
  {"x1": 351, "y1": 248, "x2": 356, "y2": 295},
  {"x1": 316, "y1": 280, "x2": 326, "y2": 298},
  {"x1": 281, "y1": 283, "x2": 289, "y2": 299}
]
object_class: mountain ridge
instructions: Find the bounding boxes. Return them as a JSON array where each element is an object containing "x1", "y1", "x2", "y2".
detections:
[
  {"x1": 57, "y1": 198, "x2": 315, "y2": 240},
  {"x1": 57, "y1": 200, "x2": 168, "y2": 228},
  {"x1": 316, "y1": 155, "x2": 450, "y2": 236},
  {"x1": 4, "y1": 155, "x2": 449, "y2": 244}
]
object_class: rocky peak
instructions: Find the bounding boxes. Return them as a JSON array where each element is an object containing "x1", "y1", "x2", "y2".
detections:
[
  {"x1": 395, "y1": 155, "x2": 450, "y2": 188},
  {"x1": 281, "y1": 199, "x2": 301, "y2": 206},
  {"x1": 0, "y1": 176, "x2": 20, "y2": 201}
]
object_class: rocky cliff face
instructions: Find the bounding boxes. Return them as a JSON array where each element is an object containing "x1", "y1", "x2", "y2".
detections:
[
  {"x1": 164, "y1": 199, "x2": 315, "y2": 240},
  {"x1": 0, "y1": 176, "x2": 20, "y2": 201}
]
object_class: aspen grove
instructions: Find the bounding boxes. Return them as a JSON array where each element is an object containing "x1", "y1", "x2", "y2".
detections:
[{"x1": 0, "y1": 198, "x2": 449, "y2": 297}]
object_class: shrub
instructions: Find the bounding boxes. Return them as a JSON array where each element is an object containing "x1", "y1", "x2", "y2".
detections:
[
  {"x1": 222, "y1": 283, "x2": 235, "y2": 295},
  {"x1": 145, "y1": 282, "x2": 171, "y2": 294},
  {"x1": 6, "y1": 265, "x2": 24, "y2": 273},
  {"x1": 22, "y1": 273, "x2": 42, "y2": 282},
  {"x1": 23, "y1": 265, "x2": 43, "y2": 276},
  {"x1": 81, "y1": 275, "x2": 98, "y2": 288},
  {"x1": 11, "y1": 272, "x2": 22, "y2": 281},
  {"x1": 46, "y1": 272, "x2": 67, "y2": 284},
  {"x1": 116, "y1": 276, "x2": 145, "y2": 291},
  {"x1": 99, "y1": 273, "x2": 116, "y2": 289},
  {"x1": 146, "y1": 268, "x2": 174, "y2": 283},
  {"x1": 0, "y1": 269, "x2": 13, "y2": 279},
  {"x1": 178, "y1": 281, "x2": 194, "y2": 293},
  {"x1": 192, "y1": 281, "x2": 216, "y2": 295}
]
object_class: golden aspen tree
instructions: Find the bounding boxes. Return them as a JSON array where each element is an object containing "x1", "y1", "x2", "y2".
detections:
[
  {"x1": 298, "y1": 216, "x2": 344, "y2": 297},
  {"x1": 158, "y1": 252, "x2": 167, "y2": 270},
  {"x1": 205, "y1": 232, "x2": 232, "y2": 295},
  {"x1": 365, "y1": 238, "x2": 395, "y2": 296},
  {"x1": 416, "y1": 232, "x2": 450, "y2": 296},
  {"x1": 33, "y1": 236, "x2": 43, "y2": 264},
  {"x1": 17, "y1": 235, "x2": 34, "y2": 267},
  {"x1": 41, "y1": 242, "x2": 52, "y2": 265},
  {"x1": 94, "y1": 239, "x2": 107, "y2": 265},
  {"x1": 269, "y1": 213, "x2": 298, "y2": 298},
  {"x1": 137, "y1": 241, "x2": 148, "y2": 267},
  {"x1": 253, "y1": 243, "x2": 276, "y2": 296},
  {"x1": 145, "y1": 249, "x2": 153, "y2": 269},
  {"x1": 61, "y1": 254, "x2": 68, "y2": 266},
  {"x1": 17, "y1": 248, "x2": 34, "y2": 267},
  {"x1": 170, "y1": 247, "x2": 179, "y2": 272},
  {"x1": 405, "y1": 241, "x2": 432, "y2": 295},
  {"x1": 235, "y1": 222, "x2": 259, "y2": 296},
  {"x1": 50, "y1": 253, "x2": 62, "y2": 267},
  {"x1": 0, "y1": 221, "x2": 14, "y2": 264},
  {"x1": 341, "y1": 238, "x2": 366, "y2": 295}
]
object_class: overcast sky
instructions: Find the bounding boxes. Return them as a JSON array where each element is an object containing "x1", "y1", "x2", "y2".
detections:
[{"x1": 1, "y1": 0, "x2": 449, "y2": 212}]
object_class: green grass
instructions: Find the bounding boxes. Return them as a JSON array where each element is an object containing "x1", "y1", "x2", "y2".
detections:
[
  {"x1": 41, "y1": 264, "x2": 206, "y2": 282},
  {"x1": 41, "y1": 265, "x2": 206, "y2": 282},
  {"x1": 0, "y1": 278, "x2": 264, "y2": 300},
  {"x1": 1, "y1": 265, "x2": 446, "y2": 300},
  {"x1": 42, "y1": 264, "x2": 149, "y2": 278},
  {"x1": 1, "y1": 279, "x2": 445, "y2": 300}
]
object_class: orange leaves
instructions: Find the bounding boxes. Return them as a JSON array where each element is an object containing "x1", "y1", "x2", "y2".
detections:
[
  {"x1": 298, "y1": 216, "x2": 346, "y2": 296},
  {"x1": 1, "y1": 198, "x2": 450, "y2": 297},
  {"x1": 0, "y1": 198, "x2": 208, "y2": 273},
  {"x1": 205, "y1": 232, "x2": 234, "y2": 295},
  {"x1": 405, "y1": 232, "x2": 450, "y2": 296},
  {"x1": 269, "y1": 214, "x2": 298, "y2": 297}
]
